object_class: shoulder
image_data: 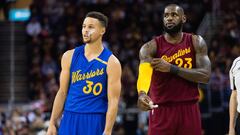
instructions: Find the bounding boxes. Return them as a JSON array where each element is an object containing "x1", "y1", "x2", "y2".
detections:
[
  {"x1": 233, "y1": 57, "x2": 240, "y2": 63},
  {"x1": 108, "y1": 55, "x2": 121, "y2": 67},
  {"x1": 61, "y1": 49, "x2": 75, "y2": 68},
  {"x1": 141, "y1": 39, "x2": 157, "y2": 49},
  {"x1": 62, "y1": 49, "x2": 74, "y2": 60},
  {"x1": 104, "y1": 47, "x2": 113, "y2": 57},
  {"x1": 107, "y1": 55, "x2": 122, "y2": 74},
  {"x1": 230, "y1": 57, "x2": 240, "y2": 75},
  {"x1": 154, "y1": 35, "x2": 164, "y2": 41},
  {"x1": 231, "y1": 57, "x2": 240, "y2": 69},
  {"x1": 139, "y1": 39, "x2": 157, "y2": 61},
  {"x1": 191, "y1": 34, "x2": 208, "y2": 53},
  {"x1": 191, "y1": 34, "x2": 205, "y2": 45}
]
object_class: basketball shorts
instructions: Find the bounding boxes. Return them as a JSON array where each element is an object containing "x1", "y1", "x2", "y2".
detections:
[
  {"x1": 148, "y1": 102, "x2": 202, "y2": 135},
  {"x1": 58, "y1": 111, "x2": 106, "y2": 135}
]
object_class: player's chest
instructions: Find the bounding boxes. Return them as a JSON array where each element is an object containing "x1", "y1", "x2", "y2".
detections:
[{"x1": 158, "y1": 45, "x2": 195, "y2": 68}]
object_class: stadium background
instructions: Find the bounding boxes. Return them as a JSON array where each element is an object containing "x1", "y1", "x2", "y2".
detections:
[{"x1": 0, "y1": 0, "x2": 239, "y2": 135}]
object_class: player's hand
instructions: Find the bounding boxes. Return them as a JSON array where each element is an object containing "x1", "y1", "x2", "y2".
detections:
[
  {"x1": 151, "y1": 58, "x2": 171, "y2": 72},
  {"x1": 228, "y1": 128, "x2": 236, "y2": 135},
  {"x1": 46, "y1": 123, "x2": 57, "y2": 135},
  {"x1": 137, "y1": 92, "x2": 158, "y2": 111}
]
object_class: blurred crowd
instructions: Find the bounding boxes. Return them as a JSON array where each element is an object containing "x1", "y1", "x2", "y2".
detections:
[
  {"x1": 203, "y1": 0, "x2": 240, "y2": 134},
  {"x1": 0, "y1": 0, "x2": 240, "y2": 135}
]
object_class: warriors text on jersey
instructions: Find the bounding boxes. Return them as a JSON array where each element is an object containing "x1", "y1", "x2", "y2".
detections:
[{"x1": 64, "y1": 45, "x2": 112, "y2": 113}]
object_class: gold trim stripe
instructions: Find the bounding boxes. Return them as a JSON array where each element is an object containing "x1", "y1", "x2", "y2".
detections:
[{"x1": 95, "y1": 58, "x2": 108, "y2": 65}]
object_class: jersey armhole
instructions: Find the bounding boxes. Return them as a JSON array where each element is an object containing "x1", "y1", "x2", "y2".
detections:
[
  {"x1": 69, "y1": 47, "x2": 80, "y2": 71},
  {"x1": 233, "y1": 77, "x2": 237, "y2": 90},
  {"x1": 154, "y1": 37, "x2": 160, "y2": 57},
  {"x1": 190, "y1": 34, "x2": 197, "y2": 54}
]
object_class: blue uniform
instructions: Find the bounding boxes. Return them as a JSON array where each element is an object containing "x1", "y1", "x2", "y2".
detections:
[{"x1": 58, "y1": 45, "x2": 112, "y2": 135}]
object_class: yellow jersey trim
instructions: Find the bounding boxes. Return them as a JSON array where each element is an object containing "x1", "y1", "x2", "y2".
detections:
[{"x1": 95, "y1": 58, "x2": 108, "y2": 65}]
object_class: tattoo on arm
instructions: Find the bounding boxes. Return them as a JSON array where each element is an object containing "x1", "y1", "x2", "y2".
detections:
[
  {"x1": 195, "y1": 36, "x2": 211, "y2": 73},
  {"x1": 177, "y1": 35, "x2": 211, "y2": 84},
  {"x1": 139, "y1": 39, "x2": 157, "y2": 63}
]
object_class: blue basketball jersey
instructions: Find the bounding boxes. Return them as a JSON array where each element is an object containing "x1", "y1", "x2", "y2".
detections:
[{"x1": 64, "y1": 45, "x2": 112, "y2": 113}]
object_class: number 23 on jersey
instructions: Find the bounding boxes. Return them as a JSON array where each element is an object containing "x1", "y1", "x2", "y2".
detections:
[{"x1": 175, "y1": 57, "x2": 192, "y2": 69}]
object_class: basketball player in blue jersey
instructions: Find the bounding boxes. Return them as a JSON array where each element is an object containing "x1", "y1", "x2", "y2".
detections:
[{"x1": 46, "y1": 11, "x2": 122, "y2": 135}]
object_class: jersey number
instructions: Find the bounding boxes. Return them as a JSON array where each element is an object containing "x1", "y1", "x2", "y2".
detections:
[
  {"x1": 175, "y1": 58, "x2": 192, "y2": 69},
  {"x1": 83, "y1": 80, "x2": 103, "y2": 96}
]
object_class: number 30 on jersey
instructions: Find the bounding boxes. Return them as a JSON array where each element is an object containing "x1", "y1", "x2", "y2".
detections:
[{"x1": 83, "y1": 80, "x2": 103, "y2": 96}]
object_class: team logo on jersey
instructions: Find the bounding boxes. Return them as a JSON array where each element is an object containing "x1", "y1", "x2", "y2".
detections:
[
  {"x1": 161, "y1": 47, "x2": 191, "y2": 63},
  {"x1": 71, "y1": 68, "x2": 104, "y2": 84}
]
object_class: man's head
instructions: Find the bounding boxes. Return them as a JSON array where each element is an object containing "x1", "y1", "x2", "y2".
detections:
[
  {"x1": 82, "y1": 11, "x2": 108, "y2": 43},
  {"x1": 163, "y1": 4, "x2": 186, "y2": 35}
]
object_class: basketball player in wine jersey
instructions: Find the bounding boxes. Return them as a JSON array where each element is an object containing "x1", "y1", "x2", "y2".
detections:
[{"x1": 137, "y1": 4, "x2": 211, "y2": 135}]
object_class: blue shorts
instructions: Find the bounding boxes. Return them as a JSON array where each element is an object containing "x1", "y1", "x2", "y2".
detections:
[{"x1": 58, "y1": 111, "x2": 106, "y2": 135}]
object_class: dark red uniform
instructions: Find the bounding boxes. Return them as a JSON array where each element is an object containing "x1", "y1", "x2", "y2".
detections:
[{"x1": 148, "y1": 33, "x2": 201, "y2": 135}]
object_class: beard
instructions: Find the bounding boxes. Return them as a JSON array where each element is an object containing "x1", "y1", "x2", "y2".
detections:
[
  {"x1": 83, "y1": 38, "x2": 91, "y2": 43},
  {"x1": 163, "y1": 22, "x2": 183, "y2": 35},
  {"x1": 83, "y1": 34, "x2": 92, "y2": 43},
  {"x1": 83, "y1": 34, "x2": 101, "y2": 44}
]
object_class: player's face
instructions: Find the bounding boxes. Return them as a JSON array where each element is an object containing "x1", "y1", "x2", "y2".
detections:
[
  {"x1": 163, "y1": 6, "x2": 186, "y2": 34},
  {"x1": 82, "y1": 17, "x2": 105, "y2": 44}
]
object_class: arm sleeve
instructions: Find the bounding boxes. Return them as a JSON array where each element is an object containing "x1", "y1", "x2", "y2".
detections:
[{"x1": 137, "y1": 63, "x2": 153, "y2": 94}]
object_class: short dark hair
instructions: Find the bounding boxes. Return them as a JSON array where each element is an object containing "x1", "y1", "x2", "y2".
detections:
[
  {"x1": 86, "y1": 11, "x2": 108, "y2": 28},
  {"x1": 165, "y1": 4, "x2": 184, "y2": 14}
]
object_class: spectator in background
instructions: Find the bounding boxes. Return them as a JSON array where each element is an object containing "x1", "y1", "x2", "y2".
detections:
[
  {"x1": 0, "y1": 0, "x2": 11, "y2": 20},
  {"x1": 26, "y1": 17, "x2": 42, "y2": 37},
  {"x1": 41, "y1": 54, "x2": 58, "y2": 77}
]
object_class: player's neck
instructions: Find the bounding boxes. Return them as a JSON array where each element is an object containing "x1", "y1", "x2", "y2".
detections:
[
  {"x1": 164, "y1": 32, "x2": 183, "y2": 44},
  {"x1": 85, "y1": 39, "x2": 103, "y2": 54}
]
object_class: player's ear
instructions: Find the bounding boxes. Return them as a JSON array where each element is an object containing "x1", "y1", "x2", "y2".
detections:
[
  {"x1": 100, "y1": 27, "x2": 106, "y2": 35},
  {"x1": 182, "y1": 15, "x2": 186, "y2": 23}
]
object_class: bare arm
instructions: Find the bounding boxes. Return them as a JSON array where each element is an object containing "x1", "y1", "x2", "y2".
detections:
[
  {"x1": 176, "y1": 35, "x2": 211, "y2": 84},
  {"x1": 137, "y1": 40, "x2": 158, "y2": 111},
  {"x1": 103, "y1": 55, "x2": 122, "y2": 135},
  {"x1": 138, "y1": 40, "x2": 157, "y2": 94},
  {"x1": 139, "y1": 39, "x2": 157, "y2": 63},
  {"x1": 229, "y1": 90, "x2": 238, "y2": 134},
  {"x1": 49, "y1": 50, "x2": 74, "y2": 125}
]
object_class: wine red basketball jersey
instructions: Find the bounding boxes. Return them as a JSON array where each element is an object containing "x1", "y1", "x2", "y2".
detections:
[{"x1": 150, "y1": 33, "x2": 199, "y2": 104}]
